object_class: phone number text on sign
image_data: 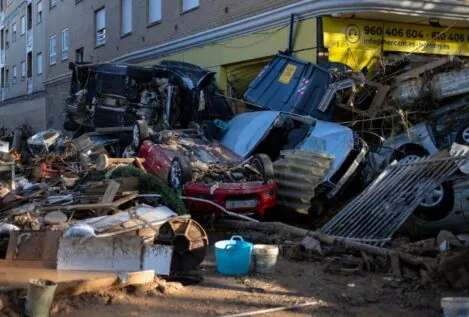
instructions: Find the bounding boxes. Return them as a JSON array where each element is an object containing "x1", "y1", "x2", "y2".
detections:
[
  {"x1": 323, "y1": 17, "x2": 469, "y2": 56},
  {"x1": 363, "y1": 25, "x2": 469, "y2": 43}
]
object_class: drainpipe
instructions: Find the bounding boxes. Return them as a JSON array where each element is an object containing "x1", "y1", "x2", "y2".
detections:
[{"x1": 287, "y1": 14, "x2": 295, "y2": 56}]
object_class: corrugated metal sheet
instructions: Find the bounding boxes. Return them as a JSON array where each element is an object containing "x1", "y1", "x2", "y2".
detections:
[
  {"x1": 320, "y1": 149, "x2": 469, "y2": 246},
  {"x1": 273, "y1": 149, "x2": 333, "y2": 215}
]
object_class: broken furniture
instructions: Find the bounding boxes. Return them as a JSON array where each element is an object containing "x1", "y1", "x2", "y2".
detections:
[{"x1": 0, "y1": 161, "x2": 15, "y2": 190}]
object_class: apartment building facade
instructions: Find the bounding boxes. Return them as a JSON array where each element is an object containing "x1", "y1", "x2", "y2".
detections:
[
  {"x1": 3, "y1": 0, "x2": 469, "y2": 132},
  {"x1": 0, "y1": 0, "x2": 46, "y2": 131}
]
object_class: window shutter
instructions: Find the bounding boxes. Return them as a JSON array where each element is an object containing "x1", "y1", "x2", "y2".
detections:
[
  {"x1": 148, "y1": 0, "x2": 161, "y2": 24},
  {"x1": 96, "y1": 9, "x2": 105, "y2": 31},
  {"x1": 121, "y1": 0, "x2": 132, "y2": 34}
]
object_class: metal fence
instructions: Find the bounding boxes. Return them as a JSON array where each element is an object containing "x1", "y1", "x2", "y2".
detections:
[{"x1": 320, "y1": 149, "x2": 469, "y2": 246}]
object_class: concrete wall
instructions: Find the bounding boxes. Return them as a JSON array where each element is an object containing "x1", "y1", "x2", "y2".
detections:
[
  {"x1": 0, "y1": 94, "x2": 45, "y2": 132},
  {"x1": 44, "y1": 77, "x2": 69, "y2": 131}
]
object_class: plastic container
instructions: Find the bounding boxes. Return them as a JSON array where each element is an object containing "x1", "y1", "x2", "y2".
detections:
[
  {"x1": 25, "y1": 279, "x2": 57, "y2": 317},
  {"x1": 215, "y1": 235, "x2": 253, "y2": 276},
  {"x1": 253, "y1": 244, "x2": 279, "y2": 274},
  {"x1": 441, "y1": 297, "x2": 469, "y2": 317}
]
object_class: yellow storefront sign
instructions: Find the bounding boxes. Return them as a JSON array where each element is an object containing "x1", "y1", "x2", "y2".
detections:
[
  {"x1": 279, "y1": 64, "x2": 297, "y2": 84},
  {"x1": 323, "y1": 17, "x2": 469, "y2": 71}
]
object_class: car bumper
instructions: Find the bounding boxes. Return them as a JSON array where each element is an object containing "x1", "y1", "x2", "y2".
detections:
[
  {"x1": 327, "y1": 144, "x2": 368, "y2": 199},
  {"x1": 183, "y1": 181, "x2": 277, "y2": 216}
]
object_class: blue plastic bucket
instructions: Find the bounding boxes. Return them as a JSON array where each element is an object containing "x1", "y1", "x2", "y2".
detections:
[{"x1": 215, "y1": 235, "x2": 253, "y2": 276}]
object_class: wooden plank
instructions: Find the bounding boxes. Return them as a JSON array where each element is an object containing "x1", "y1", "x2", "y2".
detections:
[
  {"x1": 393, "y1": 56, "x2": 454, "y2": 84},
  {"x1": 0, "y1": 260, "x2": 56, "y2": 269},
  {"x1": 55, "y1": 270, "x2": 156, "y2": 297},
  {"x1": 112, "y1": 192, "x2": 139, "y2": 208},
  {"x1": 94, "y1": 126, "x2": 133, "y2": 133},
  {"x1": 366, "y1": 83, "x2": 390, "y2": 118},
  {"x1": 38, "y1": 193, "x2": 138, "y2": 212},
  {"x1": 101, "y1": 180, "x2": 120, "y2": 204},
  {"x1": 42, "y1": 231, "x2": 62, "y2": 262}
]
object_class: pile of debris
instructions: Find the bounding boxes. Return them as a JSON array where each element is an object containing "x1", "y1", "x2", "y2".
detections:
[{"x1": 0, "y1": 127, "x2": 208, "y2": 276}]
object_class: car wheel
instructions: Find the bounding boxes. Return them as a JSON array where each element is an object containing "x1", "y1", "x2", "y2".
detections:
[
  {"x1": 251, "y1": 154, "x2": 274, "y2": 181},
  {"x1": 133, "y1": 120, "x2": 150, "y2": 150},
  {"x1": 456, "y1": 125, "x2": 469, "y2": 146},
  {"x1": 169, "y1": 156, "x2": 193, "y2": 191},
  {"x1": 399, "y1": 151, "x2": 454, "y2": 220}
]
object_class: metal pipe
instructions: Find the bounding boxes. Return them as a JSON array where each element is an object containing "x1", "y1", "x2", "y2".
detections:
[{"x1": 287, "y1": 14, "x2": 295, "y2": 56}]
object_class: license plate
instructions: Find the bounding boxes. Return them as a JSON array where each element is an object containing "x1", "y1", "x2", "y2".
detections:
[{"x1": 226, "y1": 199, "x2": 258, "y2": 209}]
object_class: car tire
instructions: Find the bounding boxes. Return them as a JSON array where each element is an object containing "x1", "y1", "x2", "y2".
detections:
[
  {"x1": 456, "y1": 125, "x2": 469, "y2": 146},
  {"x1": 133, "y1": 120, "x2": 150, "y2": 150},
  {"x1": 399, "y1": 150, "x2": 454, "y2": 221},
  {"x1": 251, "y1": 154, "x2": 274, "y2": 181},
  {"x1": 169, "y1": 156, "x2": 193, "y2": 191}
]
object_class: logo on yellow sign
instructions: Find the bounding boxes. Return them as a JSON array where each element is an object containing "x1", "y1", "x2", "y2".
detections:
[{"x1": 345, "y1": 24, "x2": 361, "y2": 44}]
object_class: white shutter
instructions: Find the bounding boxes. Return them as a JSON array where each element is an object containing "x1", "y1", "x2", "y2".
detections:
[
  {"x1": 148, "y1": 0, "x2": 161, "y2": 24},
  {"x1": 37, "y1": 1, "x2": 43, "y2": 23},
  {"x1": 182, "y1": 0, "x2": 199, "y2": 12},
  {"x1": 61, "y1": 28, "x2": 68, "y2": 60},
  {"x1": 21, "y1": 61, "x2": 25, "y2": 79},
  {"x1": 21, "y1": 16, "x2": 25, "y2": 34},
  {"x1": 37, "y1": 53, "x2": 43, "y2": 74},
  {"x1": 121, "y1": 0, "x2": 132, "y2": 35},
  {"x1": 49, "y1": 35, "x2": 56, "y2": 64},
  {"x1": 96, "y1": 8, "x2": 105, "y2": 31},
  {"x1": 95, "y1": 8, "x2": 105, "y2": 45}
]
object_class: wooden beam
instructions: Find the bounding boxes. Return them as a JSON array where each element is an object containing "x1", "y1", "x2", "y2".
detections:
[
  {"x1": 101, "y1": 180, "x2": 120, "y2": 204},
  {"x1": 55, "y1": 270, "x2": 156, "y2": 297},
  {"x1": 216, "y1": 220, "x2": 436, "y2": 270},
  {"x1": 38, "y1": 193, "x2": 138, "y2": 212},
  {"x1": 393, "y1": 56, "x2": 454, "y2": 84}
]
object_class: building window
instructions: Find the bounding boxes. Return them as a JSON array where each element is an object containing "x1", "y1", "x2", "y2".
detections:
[
  {"x1": 121, "y1": 0, "x2": 132, "y2": 35},
  {"x1": 182, "y1": 0, "x2": 199, "y2": 12},
  {"x1": 49, "y1": 35, "x2": 56, "y2": 65},
  {"x1": 95, "y1": 7, "x2": 105, "y2": 46},
  {"x1": 12, "y1": 65, "x2": 16, "y2": 84},
  {"x1": 20, "y1": 61, "x2": 25, "y2": 81},
  {"x1": 37, "y1": 52, "x2": 43, "y2": 74},
  {"x1": 75, "y1": 47, "x2": 84, "y2": 62},
  {"x1": 50, "y1": 0, "x2": 56, "y2": 9},
  {"x1": 61, "y1": 28, "x2": 69, "y2": 61},
  {"x1": 37, "y1": 1, "x2": 42, "y2": 24},
  {"x1": 12, "y1": 23, "x2": 16, "y2": 42},
  {"x1": 20, "y1": 16, "x2": 25, "y2": 35},
  {"x1": 148, "y1": 0, "x2": 161, "y2": 25}
]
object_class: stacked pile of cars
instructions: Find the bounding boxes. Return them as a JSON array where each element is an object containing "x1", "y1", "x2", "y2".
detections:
[{"x1": 63, "y1": 54, "x2": 469, "y2": 238}]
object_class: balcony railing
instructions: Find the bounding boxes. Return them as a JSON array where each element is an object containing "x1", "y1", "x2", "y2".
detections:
[
  {"x1": 27, "y1": 79, "x2": 33, "y2": 94},
  {"x1": 0, "y1": 50, "x2": 5, "y2": 67},
  {"x1": 26, "y1": 30, "x2": 32, "y2": 52}
]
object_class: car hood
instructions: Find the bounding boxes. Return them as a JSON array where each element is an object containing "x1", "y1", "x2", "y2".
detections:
[
  {"x1": 297, "y1": 120, "x2": 354, "y2": 173},
  {"x1": 220, "y1": 111, "x2": 279, "y2": 158},
  {"x1": 221, "y1": 110, "x2": 355, "y2": 175}
]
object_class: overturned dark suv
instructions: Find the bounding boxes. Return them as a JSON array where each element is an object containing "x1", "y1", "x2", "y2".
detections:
[{"x1": 64, "y1": 61, "x2": 233, "y2": 132}]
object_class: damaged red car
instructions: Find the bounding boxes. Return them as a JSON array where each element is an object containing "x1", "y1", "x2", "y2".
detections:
[{"x1": 134, "y1": 121, "x2": 277, "y2": 217}]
